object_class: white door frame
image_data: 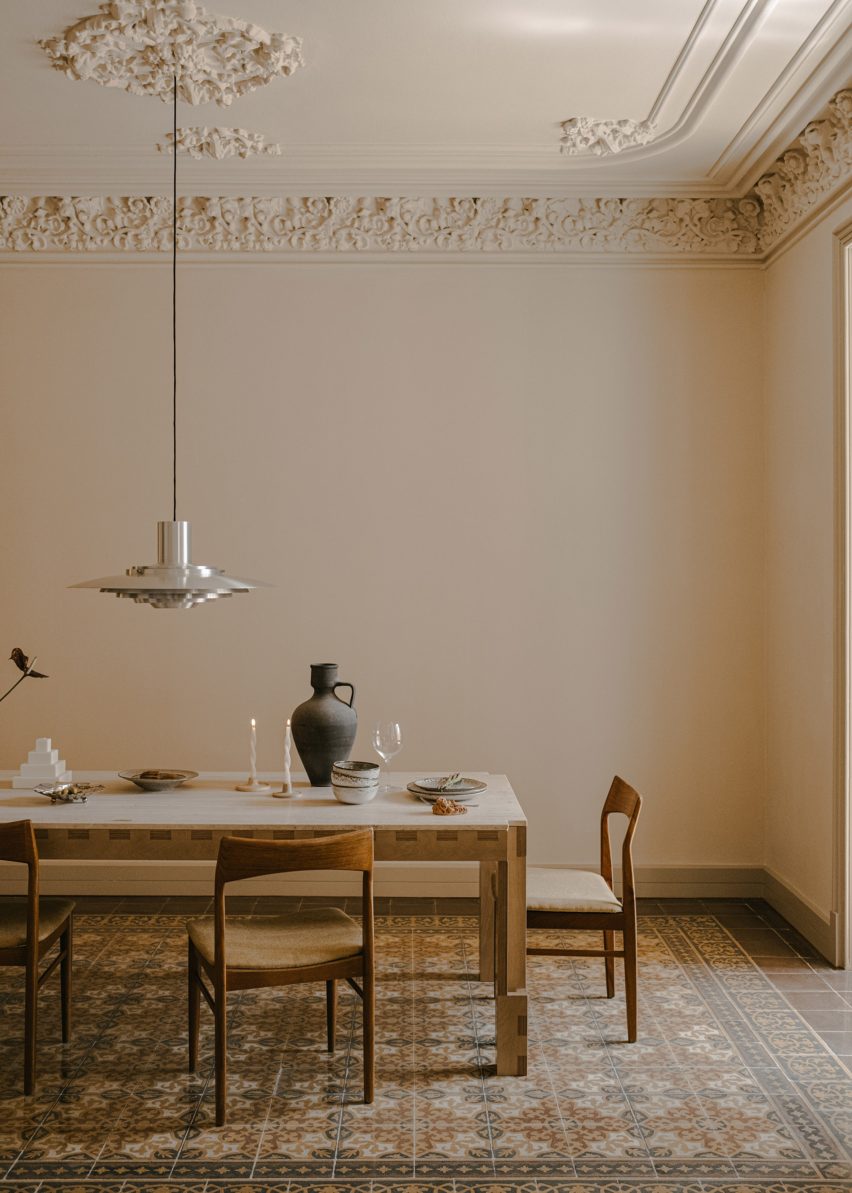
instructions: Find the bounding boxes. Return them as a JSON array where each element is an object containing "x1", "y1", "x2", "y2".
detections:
[{"x1": 836, "y1": 225, "x2": 852, "y2": 969}]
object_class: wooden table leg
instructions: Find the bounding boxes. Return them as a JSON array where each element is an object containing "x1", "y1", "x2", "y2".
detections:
[
  {"x1": 495, "y1": 824, "x2": 527, "y2": 1076},
  {"x1": 479, "y1": 860, "x2": 496, "y2": 984}
]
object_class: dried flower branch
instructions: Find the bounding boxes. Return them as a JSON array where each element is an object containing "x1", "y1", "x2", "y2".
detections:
[{"x1": 1, "y1": 648, "x2": 49, "y2": 705}]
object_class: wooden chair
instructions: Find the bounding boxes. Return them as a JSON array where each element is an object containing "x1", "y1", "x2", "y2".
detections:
[
  {"x1": 526, "y1": 776, "x2": 642, "y2": 1041},
  {"x1": 187, "y1": 828, "x2": 375, "y2": 1126},
  {"x1": 0, "y1": 819, "x2": 75, "y2": 1094}
]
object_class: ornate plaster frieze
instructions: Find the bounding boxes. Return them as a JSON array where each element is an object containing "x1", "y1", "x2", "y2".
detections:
[
  {"x1": 560, "y1": 117, "x2": 658, "y2": 157},
  {"x1": 749, "y1": 89, "x2": 852, "y2": 250},
  {"x1": 40, "y1": 0, "x2": 304, "y2": 106},
  {"x1": 1, "y1": 89, "x2": 849, "y2": 257},
  {"x1": 157, "y1": 128, "x2": 282, "y2": 160},
  {"x1": 0, "y1": 195, "x2": 762, "y2": 255}
]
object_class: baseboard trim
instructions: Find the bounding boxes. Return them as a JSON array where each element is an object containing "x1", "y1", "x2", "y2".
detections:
[
  {"x1": 0, "y1": 859, "x2": 769, "y2": 901},
  {"x1": 763, "y1": 867, "x2": 840, "y2": 966}
]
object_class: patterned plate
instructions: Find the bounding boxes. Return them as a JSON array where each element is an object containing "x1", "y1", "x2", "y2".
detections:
[
  {"x1": 407, "y1": 780, "x2": 486, "y2": 803},
  {"x1": 410, "y1": 776, "x2": 487, "y2": 795}
]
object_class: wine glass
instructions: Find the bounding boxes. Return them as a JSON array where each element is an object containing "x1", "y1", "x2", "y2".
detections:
[{"x1": 372, "y1": 721, "x2": 402, "y2": 791}]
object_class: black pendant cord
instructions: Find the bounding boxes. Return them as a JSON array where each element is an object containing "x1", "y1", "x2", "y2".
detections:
[{"x1": 172, "y1": 72, "x2": 178, "y2": 523}]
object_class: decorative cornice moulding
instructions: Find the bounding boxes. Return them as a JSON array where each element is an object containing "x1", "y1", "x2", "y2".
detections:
[
  {"x1": 753, "y1": 88, "x2": 852, "y2": 249},
  {"x1": 157, "y1": 128, "x2": 282, "y2": 160},
  {"x1": 560, "y1": 117, "x2": 658, "y2": 157},
  {"x1": 40, "y1": 0, "x2": 304, "y2": 107},
  {"x1": 1, "y1": 90, "x2": 849, "y2": 258},
  {"x1": 0, "y1": 195, "x2": 763, "y2": 256}
]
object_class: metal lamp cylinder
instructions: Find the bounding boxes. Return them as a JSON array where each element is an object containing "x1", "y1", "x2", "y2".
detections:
[{"x1": 157, "y1": 520, "x2": 191, "y2": 567}]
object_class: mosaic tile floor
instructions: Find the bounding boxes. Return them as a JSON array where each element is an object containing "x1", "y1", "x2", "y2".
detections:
[{"x1": 0, "y1": 897, "x2": 850, "y2": 1193}]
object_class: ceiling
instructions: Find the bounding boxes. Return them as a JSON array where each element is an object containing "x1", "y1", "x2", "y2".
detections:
[{"x1": 1, "y1": 0, "x2": 850, "y2": 198}]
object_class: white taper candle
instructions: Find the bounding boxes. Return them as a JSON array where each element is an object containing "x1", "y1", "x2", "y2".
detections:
[{"x1": 250, "y1": 717, "x2": 257, "y2": 782}]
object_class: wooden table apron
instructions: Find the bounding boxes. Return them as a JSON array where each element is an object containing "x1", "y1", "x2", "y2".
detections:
[{"x1": 0, "y1": 772, "x2": 528, "y2": 1077}]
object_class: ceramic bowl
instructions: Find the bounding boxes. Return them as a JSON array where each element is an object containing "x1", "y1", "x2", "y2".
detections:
[
  {"x1": 119, "y1": 769, "x2": 198, "y2": 791},
  {"x1": 331, "y1": 760, "x2": 381, "y2": 787},
  {"x1": 332, "y1": 781, "x2": 379, "y2": 805}
]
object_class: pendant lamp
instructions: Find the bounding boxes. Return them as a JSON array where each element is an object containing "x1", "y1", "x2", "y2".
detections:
[{"x1": 72, "y1": 77, "x2": 267, "y2": 610}]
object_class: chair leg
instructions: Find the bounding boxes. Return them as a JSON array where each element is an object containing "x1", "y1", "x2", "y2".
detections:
[
  {"x1": 24, "y1": 952, "x2": 38, "y2": 1096},
  {"x1": 363, "y1": 965, "x2": 375, "y2": 1105},
  {"x1": 188, "y1": 942, "x2": 200, "y2": 1073},
  {"x1": 326, "y1": 979, "x2": 337, "y2": 1052},
  {"x1": 623, "y1": 917, "x2": 638, "y2": 1043},
  {"x1": 60, "y1": 916, "x2": 73, "y2": 1044},
  {"x1": 214, "y1": 978, "x2": 227, "y2": 1126},
  {"x1": 603, "y1": 929, "x2": 615, "y2": 998}
]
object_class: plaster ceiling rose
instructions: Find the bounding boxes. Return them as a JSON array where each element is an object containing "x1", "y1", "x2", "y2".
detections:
[
  {"x1": 560, "y1": 116, "x2": 658, "y2": 157},
  {"x1": 40, "y1": 0, "x2": 304, "y2": 107},
  {"x1": 157, "y1": 127, "x2": 282, "y2": 159}
]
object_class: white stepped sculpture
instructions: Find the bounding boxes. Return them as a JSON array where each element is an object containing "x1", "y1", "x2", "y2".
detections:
[{"x1": 12, "y1": 737, "x2": 72, "y2": 788}]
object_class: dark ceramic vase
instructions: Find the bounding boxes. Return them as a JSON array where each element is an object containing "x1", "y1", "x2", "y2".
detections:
[{"x1": 291, "y1": 663, "x2": 357, "y2": 787}]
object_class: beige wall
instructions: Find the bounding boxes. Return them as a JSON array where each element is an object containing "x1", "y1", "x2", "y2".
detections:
[
  {"x1": 764, "y1": 195, "x2": 852, "y2": 923},
  {"x1": 1, "y1": 260, "x2": 765, "y2": 868}
]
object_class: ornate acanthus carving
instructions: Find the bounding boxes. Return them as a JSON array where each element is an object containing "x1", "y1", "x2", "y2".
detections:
[
  {"x1": 560, "y1": 117, "x2": 657, "y2": 156},
  {"x1": 40, "y1": 0, "x2": 304, "y2": 106},
  {"x1": 748, "y1": 89, "x2": 852, "y2": 250},
  {"x1": 0, "y1": 195, "x2": 762, "y2": 255},
  {"x1": 2, "y1": 91, "x2": 849, "y2": 256},
  {"x1": 157, "y1": 128, "x2": 282, "y2": 160}
]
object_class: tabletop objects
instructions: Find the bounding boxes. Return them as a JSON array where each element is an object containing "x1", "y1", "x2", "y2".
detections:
[
  {"x1": 119, "y1": 769, "x2": 198, "y2": 791},
  {"x1": 34, "y1": 781, "x2": 103, "y2": 803},
  {"x1": 12, "y1": 737, "x2": 71, "y2": 789},
  {"x1": 372, "y1": 720, "x2": 402, "y2": 791},
  {"x1": 236, "y1": 718, "x2": 272, "y2": 793},
  {"x1": 331, "y1": 760, "x2": 379, "y2": 804},
  {"x1": 291, "y1": 663, "x2": 357, "y2": 786}
]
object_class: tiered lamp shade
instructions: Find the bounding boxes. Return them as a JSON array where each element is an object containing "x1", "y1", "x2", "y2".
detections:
[{"x1": 71, "y1": 521, "x2": 266, "y2": 610}]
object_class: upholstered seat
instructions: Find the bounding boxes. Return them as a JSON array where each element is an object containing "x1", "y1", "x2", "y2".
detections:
[
  {"x1": 527, "y1": 776, "x2": 642, "y2": 1041},
  {"x1": 526, "y1": 867, "x2": 622, "y2": 914},
  {"x1": 187, "y1": 829, "x2": 375, "y2": 1126},
  {"x1": 0, "y1": 821, "x2": 74, "y2": 1094},
  {"x1": 0, "y1": 898, "x2": 77, "y2": 950},
  {"x1": 187, "y1": 907, "x2": 362, "y2": 970}
]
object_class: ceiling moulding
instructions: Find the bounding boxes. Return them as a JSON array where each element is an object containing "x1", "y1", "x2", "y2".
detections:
[
  {"x1": 157, "y1": 128, "x2": 282, "y2": 161},
  {"x1": 1, "y1": 90, "x2": 849, "y2": 258},
  {"x1": 560, "y1": 117, "x2": 658, "y2": 158},
  {"x1": 40, "y1": 0, "x2": 304, "y2": 106},
  {"x1": 755, "y1": 88, "x2": 852, "y2": 250}
]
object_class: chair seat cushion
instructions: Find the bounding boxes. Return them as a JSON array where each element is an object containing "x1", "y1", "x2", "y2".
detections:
[
  {"x1": 527, "y1": 867, "x2": 622, "y2": 914},
  {"x1": 187, "y1": 907, "x2": 363, "y2": 970},
  {"x1": 0, "y1": 897, "x2": 75, "y2": 949}
]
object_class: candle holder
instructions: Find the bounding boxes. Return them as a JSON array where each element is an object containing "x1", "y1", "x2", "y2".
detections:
[
  {"x1": 236, "y1": 778, "x2": 273, "y2": 793},
  {"x1": 273, "y1": 779, "x2": 298, "y2": 799}
]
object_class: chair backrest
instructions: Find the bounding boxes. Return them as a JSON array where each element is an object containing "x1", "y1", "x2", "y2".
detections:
[
  {"x1": 600, "y1": 776, "x2": 642, "y2": 908},
  {"x1": 215, "y1": 829, "x2": 374, "y2": 889},
  {"x1": 213, "y1": 829, "x2": 375, "y2": 971},
  {"x1": 0, "y1": 820, "x2": 39, "y2": 957}
]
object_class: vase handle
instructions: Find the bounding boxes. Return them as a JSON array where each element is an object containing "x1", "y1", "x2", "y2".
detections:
[{"x1": 334, "y1": 681, "x2": 355, "y2": 708}]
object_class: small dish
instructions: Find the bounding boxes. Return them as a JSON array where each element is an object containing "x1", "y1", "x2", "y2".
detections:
[
  {"x1": 332, "y1": 782, "x2": 379, "y2": 805},
  {"x1": 331, "y1": 761, "x2": 381, "y2": 787},
  {"x1": 409, "y1": 776, "x2": 487, "y2": 796},
  {"x1": 119, "y1": 769, "x2": 198, "y2": 791},
  {"x1": 34, "y1": 781, "x2": 103, "y2": 804},
  {"x1": 407, "y1": 785, "x2": 480, "y2": 804}
]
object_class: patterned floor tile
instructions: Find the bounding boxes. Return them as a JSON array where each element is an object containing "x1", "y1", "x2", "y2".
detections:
[{"x1": 0, "y1": 907, "x2": 850, "y2": 1192}]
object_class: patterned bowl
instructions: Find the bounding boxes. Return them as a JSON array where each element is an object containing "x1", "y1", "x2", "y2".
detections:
[
  {"x1": 332, "y1": 782, "x2": 379, "y2": 805},
  {"x1": 331, "y1": 761, "x2": 381, "y2": 788}
]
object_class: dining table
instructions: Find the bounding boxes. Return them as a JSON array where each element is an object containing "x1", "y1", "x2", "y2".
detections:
[{"x1": 0, "y1": 770, "x2": 528, "y2": 1077}]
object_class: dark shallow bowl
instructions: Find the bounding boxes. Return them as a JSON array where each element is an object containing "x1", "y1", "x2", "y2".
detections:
[{"x1": 119, "y1": 769, "x2": 198, "y2": 791}]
